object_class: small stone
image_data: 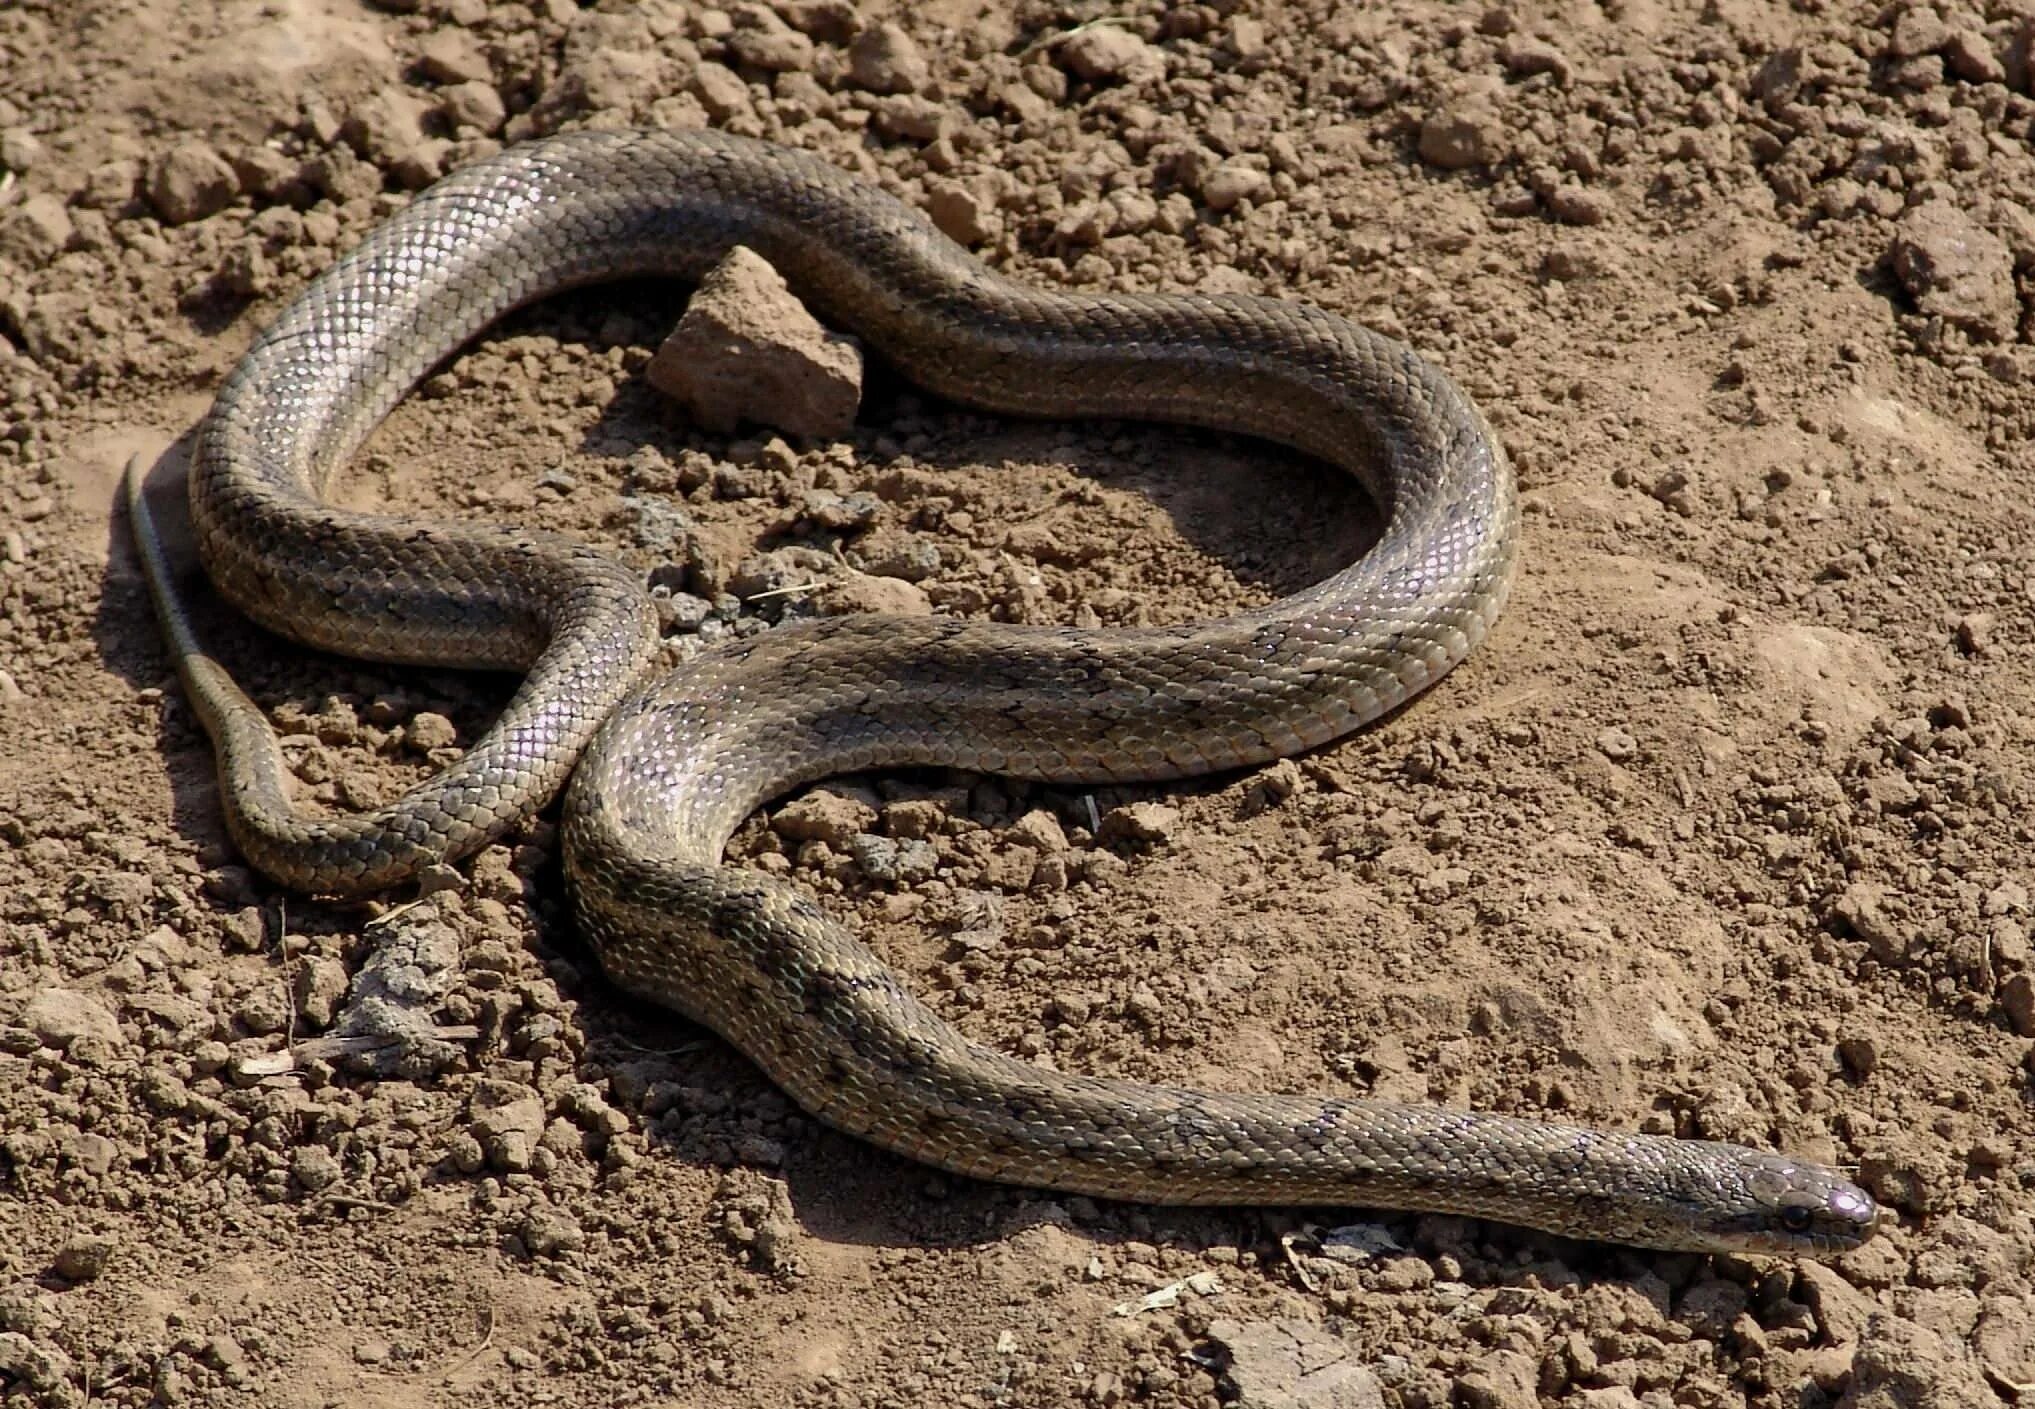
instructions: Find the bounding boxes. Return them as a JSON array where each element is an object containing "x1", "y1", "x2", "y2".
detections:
[
  {"x1": 517, "y1": 1207, "x2": 585, "y2": 1258},
  {"x1": 1201, "y1": 160, "x2": 1269, "y2": 212},
  {"x1": 819, "y1": 573, "x2": 931, "y2": 617},
  {"x1": 871, "y1": 94, "x2": 949, "y2": 143},
  {"x1": 848, "y1": 22, "x2": 927, "y2": 94},
  {"x1": 1010, "y1": 810, "x2": 1068, "y2": 852},
  {"x1": 342, "y1": 87, "x2": 432, "y2": 171},
  {"x1": 689, "y1": 62, "x2": 752, "y2": 122},
  {"x1": 1457, "y1": 1349, "x2": 1539, "y2": 1409},
  {"x1": 0, "y1": 127, "x2": 45, "y2": 173},
  {"x1": 23, "y1": 988, "x2": 124, "y2": 1050},
  {"x1": 290, "y1": 1145, "x2": 343, "y2": 1192},
  {"x1": 1837, "y1": 1034, "x2": 1879, "y2": 1077},
  {"x1": 146, "y1": 141, "x2": 239, "y2": 224},
  {"x1": 1842, "y1": 1312, "x2": 1995, "y2": 1408},
  {"x1": 1098, "y1": 802, "x2": 1179, "y2": 846},
  {"x1": 1499, "y1": 35, "x2": 1572, "y2": 84},
  {"x1": 406, "y1": 711, "x2": 458, "y2": 753},
  {"x1": 0, "y1": 193, "x2": 74, "y2": 265},
  {"x1": 648, "y1": 246, "x2": 863, "y2": 439},
  {"x1": 1205, "y1": 1318, "x2": 1386, "y2": 1409},
  {"x1": 774, "y1": 789, "x2": 878, "y2": 847},
  {"x1": 1057, "y1": 25, "x2": 1165, "y2": 84},
  {"x1": 1890, "y1": 202, "x2": 2017, "y2": 342},
  {"x1": 417, "y1": 28, "x2": 490, "y2": 84},
  {"x1": 925, "y1": 180, "x2": 994, "y2": 245},
  {"x1": 1887, "y1": 6, "x2": 1950, "y2": 59},
  {"x1": 439, "y1": 80, "x2": 507, "y2": 134},
  {"x1": 293, "y1": 956, "x2": 351, "y2": 1030},
  {"x1": 1955, "y1": 612, "x2": 1993, "y2": 656},
  {"x1": 726, "y1": 5, "x2": 813, "y2": 73},
  {"x1": 1545, "y1": 184, "x2": 1611, "y2": 226},
  {"x1": 52, "y1": 1234, "x2": 115, "y2": 1283},
  {"x1": 2002, "y1": 973, "x2": 2035, "y2": 1037},
  {"x1": 470, "y1": 1078, "x2": 547, "y2": 1172},
  {"x1": 1594, "y1": 726, "x2": 1639, "y2": 761},
  {"x1": 1835, "y1": 882, "x2": 1906, "y2": 963},
  {"x1": 1943, "y1": 29, "x2": 2005, "y2": 84},
  {"x1": 1975, "y1": 1294, "x2": 2035, "y2": 1386},
  {"x1": 1418, "y1": 97, "x2": 1508, "y2": 170}
]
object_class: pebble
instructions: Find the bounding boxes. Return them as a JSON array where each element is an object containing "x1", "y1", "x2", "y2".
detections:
[
  {"x1": 1456, "y1": 1350, "x2": 1538, "y2": 1409},
  {"x1": 648, "y1": 246, "x2": 863, "y2": 438},
  {"x1": 406, "y1": 711, "x2": 458, "y2": 753},
  {"x1": 51, "y1": 1234, "x2": 115, "y2": 1283},
  {"x1": 1057, "y1": 25, "x2": 1165, "y2": 84},
  {"x1": 725, "y1": 5, "x2": 813, "y2": 73},
  {"x1": 774, "y1": 788, "x2": 877, "y2": 847},
  {"x1": 290, "y1": 1145, "x2": 343, "y2": 1192},
  {"x1": 1098, "y1": 802, "x2": 1180, "y2": 845},
  {"x1": 1889, "y1": 202, "x2": 2017, "y2": 342},
  {"x1": 1202, "y1": 160, "x2": 1269, "y2": 212},
  {"x1": 0, "y1": 194, "x2": 73, "y2": 265},
  {"x1": 440, "y1": 80, "x2": 507, "y2": 134},
  {"x1": 2001, "y1": 971, "x2": 2035, "y2": 1037},
  {"x1": 819, "y1": 573, "x2": 931, "y2": 617},
  {"x1": 848, "y1": 834, "x2": 938, "y2": 885},
  {"x1": 293, "y1": 955, "x2": 351, "y2": 1029},
  {"x1": 417, "y1": 28, "x2": 491, "y2": 84},
  {"x1": 145, "y1": 141, "x2": 239, "y2": 224},
  {"x1": 469, "y1": 1078, "x2": 548, "y2": 1173},
  {"x1": 0, "y1": 126, "x2": 44, "y2": 173},
  {"x1": 23, "y1": 987, "x2": 124, "y2": 1051},
  {"x1": 848, "y1": 22, "x2": 927, "y2": 94},
  {"x1": 1846, "y1": 1311, "x2": 1996, "y2": 1407},
  {"x1": 1418, "y1": 96, "x2": 1509, "y2": 170},
  {"x1": 1203, "y1": 1318, "x2": 1386, "y2": 1409}
]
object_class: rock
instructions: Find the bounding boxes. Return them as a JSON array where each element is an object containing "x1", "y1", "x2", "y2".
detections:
[
  {"x1": 725, "y1": 5, "x2": 813, "y2": 73},
  {"x1": 1797, "y1": 1262, "x2": 1877, "y2": 1344},
  {"x1": 872, "y1": 95, "x2": 950, "y2": 142},
  {"x1": 342, "y1": 87, "x2": 432, "y2": 171},
  {"x1": 406, "y1": 711, "x2": 458, "y2": 753},
  {"x1": 1975, "y1": 1294, "x2": 2035, "y2": 1386},
  {"x1": 1010, "y1": 810, "x2": 1068, "y2": 852},
  {"x1": 416, "y1": 28, "x2": 490, "y2": 84},
  {"x1": 470, "y1": 1078, "x2": 548, "y2": 1173},
  {"x1": 819, "y1": 573, "x2": 932, "y2": 617},
  {"x1": 1418, "y1": 96, "x2": 1508, "y2": 169},
  {"x1": 1887, "y1": 6, "x2": 1950, "y2": 59},
  {"x1": 2001, "y1": 972, "x2": 2035, "y2": 1036},
  {"x1": 774, "y1": 788, "x2": 878, "y2": 847},
  {"x1": 0, "y1": 127, "x2": 45, "y2": 173},
  {"x1": 648, "y1": 246, "x2": 863, "y2": 439},
  {"x1": 1943, "y1": 29, "x2": 2004, "y2": 84},
  {"x1": 848, "y1": 22, "x2": 927, "y2": 93},
  {"x1": 1890, "y1": 203, "x2": 2017, "y2": 342},
  {"x1": 439, "y1": 80, "x2": 507, "y2": 134},
  {"x1": 0, "y1": 193, "x2": 73, "y2": 265},
  {"x1": 1457, "y1": 1349, "x2": 1539, "y2": 1409},
  {"x1": 848, "y1": 834, "x2": 938, "y2": 886},
  {"x1": 146, "y1": 141, "x2": 239, "y2": 224},
  {"x1": 0, "y1": 1332, "x2": 72, "y2": 1394},
  {"x1": 1057, "y1": 24, "x2": 1165, "y2": 84},
  {"x1": 1204, "y1": 1319, "x2": 1386, "y2": 1409},
  {"x1": 1202, "y1": 160, "x2": 1269, "y2": 212},
  {"x1": 1098, "y1": 802, "x2": 1180, "y2": 846},
  {"x1": 1545, "y1": 184, "x2": 1611, "y2": 226},
  {"x1": 51, "y1": 1234, "x2": 115, "y2": 1283},
  {"x1": 1838, "y1": 1312, "x2": 1996, "y2": 1409},
  {"x1": 290, "y1": 1145, "x2": 343, "y2": 1192},
  {"x1": 293, "y1": 956, "x2": 351, "y2": 1030},
  {"x1": 1834, "y1": 882, "x2": 1905, "y2": 963},
  {"x1": 925, "y1": 179, "x2": 993, "y2": 245},
  {"x1": 689, "y1": 61, "x2": 752, "y2": 122},
  {"x1": 22, "y1": 988, "x2": 123, "y2": 1050}
]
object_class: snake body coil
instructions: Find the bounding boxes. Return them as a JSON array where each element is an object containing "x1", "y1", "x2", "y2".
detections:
[{"x1": 128, "y1": 129, "x2": 1878, "y2": 1254}]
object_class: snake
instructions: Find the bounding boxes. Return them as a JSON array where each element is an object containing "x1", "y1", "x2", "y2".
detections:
[{"x1": 125, "y1": 127, "x2": 1879, "y2": 1255}]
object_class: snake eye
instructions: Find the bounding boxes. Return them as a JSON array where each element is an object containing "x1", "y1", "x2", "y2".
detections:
[{"x1": 1779, "y1": 1204, "x2": 1815, "y2": 1235}]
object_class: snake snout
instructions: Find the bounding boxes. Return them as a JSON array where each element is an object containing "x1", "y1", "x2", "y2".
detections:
[{"x1": 1705, "y1": 1149, "x2": 1881, "y2": 1256}]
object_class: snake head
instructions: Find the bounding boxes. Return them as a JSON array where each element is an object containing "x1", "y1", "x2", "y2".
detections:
[{"x1": 1682, "y1": 1148, "x2": 1881, "y2": 1256}]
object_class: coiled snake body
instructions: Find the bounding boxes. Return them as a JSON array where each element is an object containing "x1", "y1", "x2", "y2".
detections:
[{"x1": 127, "y1": 129, "x2": 1877, "y2": 1254}]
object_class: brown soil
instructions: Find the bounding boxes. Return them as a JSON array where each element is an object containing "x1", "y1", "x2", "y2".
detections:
[{"x1": 3, "y1": 1, "x2": 2034, "y2": 1406}]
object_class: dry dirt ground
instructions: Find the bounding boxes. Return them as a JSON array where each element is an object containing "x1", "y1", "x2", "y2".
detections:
[{"x1": 4, "y1": 0, "x2": 2035, "y2": 1406}]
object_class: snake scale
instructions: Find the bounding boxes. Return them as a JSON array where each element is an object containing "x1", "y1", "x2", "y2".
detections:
[{"x1": 126, "y1": 128, "x2": 1878, "y2": 1254}]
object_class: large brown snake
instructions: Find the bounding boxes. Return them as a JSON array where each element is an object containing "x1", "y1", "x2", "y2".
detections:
[{"x1": 126, "y1": 128, "x2": 1878, "y2": 1254}]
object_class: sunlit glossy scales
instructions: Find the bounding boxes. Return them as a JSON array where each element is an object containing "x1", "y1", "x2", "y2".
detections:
[{"x1": 128, "y1": 129, "x2": 1879, "y2": 1255}]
